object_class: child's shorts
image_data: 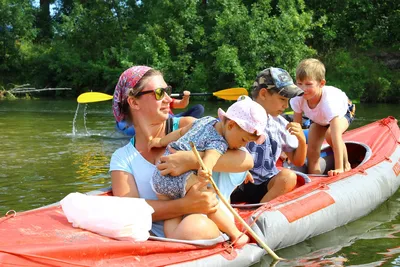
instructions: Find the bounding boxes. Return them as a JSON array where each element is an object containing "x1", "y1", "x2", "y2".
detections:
[
  {"x1": 345, "y1": 101, "x2": 356, "y2": 125},
  {"x1": 230, "y1": 178, "x2": 272, "y2": 204}
]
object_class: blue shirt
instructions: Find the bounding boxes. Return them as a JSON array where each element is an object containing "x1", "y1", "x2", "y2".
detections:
[{"x1": 246, "y1": 114, "x2": 298, "y2": 185}]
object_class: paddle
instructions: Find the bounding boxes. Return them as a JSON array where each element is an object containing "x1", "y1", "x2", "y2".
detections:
[
  {"x1": 189, "y1": 142, "x2": 283, "y2": 261},
  {"x1": 170, "y1": 88, "x2": 248, "y2": 101},
  {"x1": 77, "y1": 88, "x2": 248, "y2": 104},
  {"x1": 77, "y1": 92, "x2": 113, "y2": 104}
]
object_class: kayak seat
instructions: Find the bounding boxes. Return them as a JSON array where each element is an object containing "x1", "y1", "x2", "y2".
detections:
[
  {"x1": 293, "y1": 171, "x2": 311, "y2": 189},
  {"x1": 318, "y1": 141, "x2": 372, "y2": 175},
  {"x1": 283, "y1": 141, "x2": 372, "y2": 176}
]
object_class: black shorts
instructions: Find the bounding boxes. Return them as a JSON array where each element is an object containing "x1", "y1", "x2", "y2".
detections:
[
  {"x1": 345, "y1": 102, "x2": 356, "y2": 125},
  {"x1": 230, "y1": 179, "x2": 271, "y2": 204}
]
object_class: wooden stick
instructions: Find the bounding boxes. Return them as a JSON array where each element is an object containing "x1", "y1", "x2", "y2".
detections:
[
  {"x1": 10, "y1": 88, "x2": 71, "y2": 93},
  {"x1": 189, "y1": 142, "x2": 282, "y2": 261}
]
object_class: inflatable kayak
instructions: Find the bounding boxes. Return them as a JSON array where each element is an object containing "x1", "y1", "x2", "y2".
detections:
[{"x1": 0, "y1": 116, "x2": 399, "y2": 266}]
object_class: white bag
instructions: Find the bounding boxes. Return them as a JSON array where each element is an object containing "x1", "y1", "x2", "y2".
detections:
[{"x1": 60, "y1": 192, "x2": 154, "y2": 242}]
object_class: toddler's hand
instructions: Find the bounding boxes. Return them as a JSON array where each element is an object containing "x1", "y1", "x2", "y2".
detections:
[
  {"x1": 183, "y1": 91, "x2": 190, "y2": 98},
  {"x1": 198, "y1": 167, "x2": 212, "y2": 183},
  {"x1": 148, "y1": 138, "x2": 163, "y2": 150}
]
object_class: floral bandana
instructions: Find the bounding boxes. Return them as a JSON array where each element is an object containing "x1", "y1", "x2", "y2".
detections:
[{"x1": 112, "y1": 66, "x2": 152, "y2": 122}]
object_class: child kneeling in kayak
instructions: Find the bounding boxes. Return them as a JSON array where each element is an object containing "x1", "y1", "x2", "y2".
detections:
[
  {"x1": 148, "y1": 96, "x2": 267, "y2": 245},
  {"x1": 290, "y1": 58, "x2": 356, "y2": 176}
]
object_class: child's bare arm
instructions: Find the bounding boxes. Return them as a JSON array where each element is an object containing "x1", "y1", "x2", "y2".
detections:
[
  {"x1": 198, "y1": 149, "x2": 223, "y2": 181},
  {"x1": 148, "y1": 123, "x2": 193, "y2": 149},
  {"x1": 171, "y1": 91, "x2": 190, "y2": 109},
  {"x1": 285, "y1": 122, "x2": 307, "y2": 166},
  {"x1": 329, "y1": 116, "x2": 345, "y2": 172},
  {"x1": 293, "y1": 112, "x2": 303, "y2": 124}
]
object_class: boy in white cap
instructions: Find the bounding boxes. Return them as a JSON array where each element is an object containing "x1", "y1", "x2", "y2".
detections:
[
  {"x1": 231, "y1": 67, "x2": 307, "y2": 204},
  {"x1": 149, "y1": 96, "x2": 268, "y2": 246}
]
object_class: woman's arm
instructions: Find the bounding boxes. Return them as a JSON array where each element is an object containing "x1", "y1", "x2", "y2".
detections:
[{"x1": 111, "y1": 170, "x2": 218, "y2": 221}]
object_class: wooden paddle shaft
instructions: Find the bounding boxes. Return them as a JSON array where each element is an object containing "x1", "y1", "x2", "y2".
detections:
[{"x1": 189, "y1": 142, "x2": 282, "y2": 261}]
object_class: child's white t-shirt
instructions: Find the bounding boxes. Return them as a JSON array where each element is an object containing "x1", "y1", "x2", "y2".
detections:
[{"x1": 290, "y1": 86, "x2": 348, "y2": 126}]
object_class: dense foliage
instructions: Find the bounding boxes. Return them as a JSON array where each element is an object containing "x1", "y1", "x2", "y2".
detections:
[{"x1": 0, "y1": 0, "x2": 399, "y2": 102}]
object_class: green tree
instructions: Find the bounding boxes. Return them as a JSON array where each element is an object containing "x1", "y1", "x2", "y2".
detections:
[
  {"x1": 36, "y1": 0, "x2": 54, "y2": 41},
  {"x1": 0, "y1": 0, "x2": 36, "y2": 86},
  {"x1": 203, "y1": 0, "x2": 315, "y2": 89},
  {"x1": 305, "y1": 0, "x2": 400, "y2": 51}
]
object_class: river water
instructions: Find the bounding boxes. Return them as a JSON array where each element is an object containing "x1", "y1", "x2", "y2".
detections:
[{"x1": 0, "y1": 99, "x2": 399, "y2": 266}]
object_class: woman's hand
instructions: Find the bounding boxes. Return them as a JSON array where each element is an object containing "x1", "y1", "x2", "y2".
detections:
[
  {"x1": 157, "y1": 147, "x2": 199, "y2": 176},
  {"x1": 183, "y1": 182, "x2": 218, "y2": 214}
]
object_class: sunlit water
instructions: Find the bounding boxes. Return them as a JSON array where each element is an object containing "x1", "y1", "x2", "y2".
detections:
[{"x1": 0, "y1": 99, "x2": 399, "y2": 266}]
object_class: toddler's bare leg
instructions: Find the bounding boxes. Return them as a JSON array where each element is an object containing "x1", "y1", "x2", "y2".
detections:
[
  {"x1": 160, "y1": 172, "x2": 208, "y2": 238},
  {"x1": 157, "y1": 194, "x2": 183, "y2": 239},
  {"x1": 158, "y1": 174, "x2": 219, "y2": 240},
  {"x1": 185, "y1": 173, "x2": 203, "y2": 191},
  {"x1": 185, "y1": 173, "x2": 248, "y2": 245},
  {"x1": 208, "y1": 206, "x2": 249, "y2": 246}
]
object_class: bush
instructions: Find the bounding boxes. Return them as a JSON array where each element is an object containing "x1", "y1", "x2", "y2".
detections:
[{"x1": 324, "y1": 49, "x2": 398, "y2": 103}]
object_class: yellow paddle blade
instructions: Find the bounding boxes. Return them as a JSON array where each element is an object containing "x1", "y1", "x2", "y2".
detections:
[
  {"x1": 77, "y1": 92, "x2": 113, "y2": 103},
  {"x1": 212, "y1": 88, "x2": 248, "y2": 100}
]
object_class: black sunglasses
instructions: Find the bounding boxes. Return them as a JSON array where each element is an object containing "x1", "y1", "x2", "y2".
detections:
[{"x1": 135, "y1": 86, "x2": 172, "y2": 101}]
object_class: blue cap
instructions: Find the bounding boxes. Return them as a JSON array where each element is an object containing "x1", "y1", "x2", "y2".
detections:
[{"x1": 252, "y1": 67, "x2": 304, "y2": 98}]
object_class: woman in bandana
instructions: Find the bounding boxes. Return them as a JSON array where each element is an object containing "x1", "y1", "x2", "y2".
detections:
[{"x1": 109, "y1": 66, "x2": 253, "y2": 240}]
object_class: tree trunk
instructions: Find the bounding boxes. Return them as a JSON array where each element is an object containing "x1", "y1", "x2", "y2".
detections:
[{"x1": 37, "y1": 0, "x2": 52, "y2": 40}]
